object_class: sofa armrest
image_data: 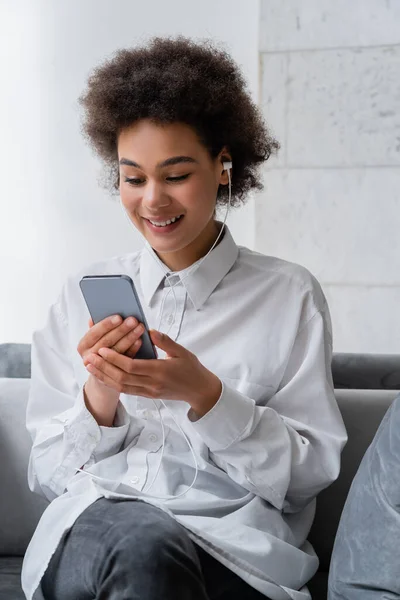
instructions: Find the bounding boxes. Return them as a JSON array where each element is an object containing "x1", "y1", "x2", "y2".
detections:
[
  {"x1": 0, "y1": 344, "x2": 31, "y2": 379},
  {"x1": 0, "y1": 378, "x2": 48, "y2": 556}
]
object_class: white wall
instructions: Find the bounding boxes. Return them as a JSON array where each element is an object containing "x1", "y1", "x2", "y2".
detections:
[
  {"x1": 258, "y1": 0, "x2": 400, "y2": 353},
  {"x1": 0, "y1": 0, "x2": 259, "y2": 342}
]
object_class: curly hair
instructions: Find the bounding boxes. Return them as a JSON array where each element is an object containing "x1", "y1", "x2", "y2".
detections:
[{"x1": 79, "y1": 36, "x2": 279, "y2": 207}]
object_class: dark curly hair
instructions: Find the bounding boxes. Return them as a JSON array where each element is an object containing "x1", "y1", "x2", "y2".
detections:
[{"x1": 79, "y1": 36, "x2": 279, "y2": 207}]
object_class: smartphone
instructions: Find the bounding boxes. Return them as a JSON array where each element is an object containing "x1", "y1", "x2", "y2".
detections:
[{"x1": 79, "y1": 274, "x2": 157, "y2": 360}]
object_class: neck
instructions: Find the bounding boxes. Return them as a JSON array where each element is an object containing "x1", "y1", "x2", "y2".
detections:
[{"x1": 156, "y1": 220, "x2": 223, "y2": 272}]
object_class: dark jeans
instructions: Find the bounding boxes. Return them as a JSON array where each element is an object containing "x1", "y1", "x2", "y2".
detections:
[{"x1": 41, "y1": 497, "x2": 268, "y2": 600}]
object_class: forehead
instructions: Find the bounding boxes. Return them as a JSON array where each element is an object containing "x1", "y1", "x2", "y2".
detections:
[{"x1": 118, "y1": 120, "x2": 207, "y2": 158}]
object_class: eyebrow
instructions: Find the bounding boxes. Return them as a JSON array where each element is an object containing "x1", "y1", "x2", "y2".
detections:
[{"x1": 119, "y1": 156, "x2": 198, "y2": 169}]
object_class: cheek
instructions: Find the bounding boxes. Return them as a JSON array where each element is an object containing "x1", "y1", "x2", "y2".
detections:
[
  {"x1": 120, "y1": 186, "x2": 141, "y2": 213},
  {"x1": 184, "y1": 177, "x2": 218, "y2": 212}
]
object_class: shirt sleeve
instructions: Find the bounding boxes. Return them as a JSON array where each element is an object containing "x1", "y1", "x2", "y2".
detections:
[
  {"x1": 26, "y1": 300, "x2": 130, "y2": 501},
  {"x1": 188, "y1": 304, "x2": 348, "y2": 512}
]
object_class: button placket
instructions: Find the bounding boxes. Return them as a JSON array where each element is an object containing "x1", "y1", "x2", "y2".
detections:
[
  {"x1": 130, "y1": 431, "x2": 163, "y2": 489},
  {"x1": 159, "y1": 282, "x2": 185, "y2": 340},
  {"x1": 126, "y1": 420, "x2": 164, "y2": 490}
]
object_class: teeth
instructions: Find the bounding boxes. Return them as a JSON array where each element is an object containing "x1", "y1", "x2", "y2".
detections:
[{"x1": 149, "y1": 215, "x2": 182, "y2": 227}]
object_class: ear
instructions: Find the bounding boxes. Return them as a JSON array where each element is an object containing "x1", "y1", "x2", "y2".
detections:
[{"x1": 217, "y1": 147, "x2": 232, "y2": 186}]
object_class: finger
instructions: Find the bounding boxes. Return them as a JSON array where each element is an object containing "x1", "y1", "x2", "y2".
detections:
[
  {"x1": 92, "y1": 317, "x2": 139, "y2": 354},
  {"x1": 85, "y1": 354, "x2": 125, "y2": 385},
  {"x1": 85, "y1": 363, "x2": 123, "y2": 392},
  {"x1": 97, "y1": 347, "x2": 155, "y2": 376},
  {"x1": 125, "y1": 339, "x2": 142, "y2": 358},
  {"x1": 87, "y1": 363, "x2": 152, "y2": 397},
  {"x1": 80, "y1": 315, "x2": 123, "y2": 353},
  {"x1": 112, "y1": 323, "x2": 145, "y2": 354},
  {"x1": 85, "y1": 354, "x2": 150, "y2": 391},
  {"x1": 149, "y1": 330, "x2": 185, "y2": 358}
]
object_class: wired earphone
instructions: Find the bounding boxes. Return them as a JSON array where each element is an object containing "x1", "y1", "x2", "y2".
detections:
[{"x1": 77, "y1": 159, "x2": 233, "y2": 501}]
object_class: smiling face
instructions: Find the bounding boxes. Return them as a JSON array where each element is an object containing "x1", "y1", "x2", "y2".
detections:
[{"x1": 118, "y1": 120, "x2": 230, "y2": 271}]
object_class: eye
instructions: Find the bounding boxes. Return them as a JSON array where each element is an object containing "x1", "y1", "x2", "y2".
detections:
[
  {"x1": 123, "y1": 174, "x2": 190, "y2": 186},
  {"x1": 124, "y1": 177, "x2": 144, "y2": 186},
  {"x1": 166, "y1": 174, "x2": 190, "y2": 183}
]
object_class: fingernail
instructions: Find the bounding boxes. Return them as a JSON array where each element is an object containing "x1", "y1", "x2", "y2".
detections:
[
  {"x1": 151, "y1": 330, "x2": 162, "y2": 340},
  {"x1": 126, "y1": 317, "x2": 137, "y2": 327},
  {"x1": 112, "y1": 315, "x2": 121, "y2": 324}
]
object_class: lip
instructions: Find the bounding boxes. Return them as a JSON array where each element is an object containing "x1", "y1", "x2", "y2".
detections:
[{"x1": 143, "y1": 215, "x2": 184, "y2": 234}]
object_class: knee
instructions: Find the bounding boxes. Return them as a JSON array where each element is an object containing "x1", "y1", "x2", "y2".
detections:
[
  {"x1": 108, "y1": 503, "x2": 196, "y2": 568},
  {"x1": 136, "y1": 519, "x2": 191, "y2": 564},
  {"x1": 96, "y1": 504, "x2": 206, "y2": 599}
]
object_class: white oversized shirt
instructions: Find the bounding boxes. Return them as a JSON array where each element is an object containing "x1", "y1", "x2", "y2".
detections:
[{"x1": 22, "y1": 226, "x2": 347, "y2": 600}]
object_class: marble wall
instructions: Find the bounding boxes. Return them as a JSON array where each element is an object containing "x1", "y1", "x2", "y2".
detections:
[{"x1": 257, "y1": 0, "x2": 400, "y2": 353}]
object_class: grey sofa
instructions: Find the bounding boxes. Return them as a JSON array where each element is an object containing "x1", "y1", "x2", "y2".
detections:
[{"x1": 0, "y1": 343, "x2": 399, "y2": 600}]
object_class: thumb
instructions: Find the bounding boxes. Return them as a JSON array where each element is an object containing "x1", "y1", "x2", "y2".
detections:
[{"x1": 150, "y1": 330, "x2": 183, "y2": 358}]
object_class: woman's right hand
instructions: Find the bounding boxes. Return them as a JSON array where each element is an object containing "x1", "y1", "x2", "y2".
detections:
[{"x1": 77, "y1": 315, "x2": 145, "y2": 426}]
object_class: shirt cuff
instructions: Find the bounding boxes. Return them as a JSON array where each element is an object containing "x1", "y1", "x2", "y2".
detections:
[
  {"x1": 188, "y1": 381, "x2": 255, "y2": 451},
  {"x1": 52, "y1": 387, "x2": 130, "y2": 459},
  {"x1": 94, "y1": 402, "x2": 130, "y2": 460}
]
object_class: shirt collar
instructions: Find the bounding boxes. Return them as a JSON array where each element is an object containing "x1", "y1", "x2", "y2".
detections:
[{"x1": 139, "y1": 224, "x2": 239, "y2": 310}]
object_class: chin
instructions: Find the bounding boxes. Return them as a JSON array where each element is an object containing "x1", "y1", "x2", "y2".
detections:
[{"x1": 149, "y1": 238, "x2": 188, "y2": 254}]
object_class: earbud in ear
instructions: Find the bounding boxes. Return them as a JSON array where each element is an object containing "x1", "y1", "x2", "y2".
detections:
[{"x1": 222, "y1": 161, "x2": 232, "y2": 172}]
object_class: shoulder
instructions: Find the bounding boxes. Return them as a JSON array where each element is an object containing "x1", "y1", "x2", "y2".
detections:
[{"x1": 236, "y1": 246, "x2": 327, "y2": 312}]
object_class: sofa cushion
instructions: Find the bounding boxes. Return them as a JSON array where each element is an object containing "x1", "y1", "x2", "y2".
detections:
[
  {"x1": 309, "y1": 388, "x2": 399, "y2": 572},
  {"x1": 0, "y1": 556, "x2": 24, "y2": 600},
  {"x1": 0, "y1": 379, "x2": 48, "y2": 556},
  {"x1": 0, "y1": 345, "x2": 31, "y2": 379}
]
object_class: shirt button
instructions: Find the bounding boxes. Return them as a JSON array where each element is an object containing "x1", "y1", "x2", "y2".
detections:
[
  {"x1": 148, "y1": 434, "x2": 158, "y2": 443},
  {"x1": 131, "y1": 476, "x2": 140, "y2": 485},
  {"x1": 167, "y1": 314, "x2": 174, "y2": 324}
]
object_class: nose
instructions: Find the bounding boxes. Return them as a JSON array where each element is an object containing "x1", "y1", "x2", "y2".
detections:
[{"x1": 143, "y1": 180, "x2": 171, "y2": 211}]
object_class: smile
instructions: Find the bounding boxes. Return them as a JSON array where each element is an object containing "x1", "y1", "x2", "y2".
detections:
[{"x1": 146, "y1": 214, "x2": 184, "y2": 228}]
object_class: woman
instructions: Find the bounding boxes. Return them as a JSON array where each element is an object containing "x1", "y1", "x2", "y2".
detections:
[{"x1": 22, "y1": 37, "x2": 347, "y2": 600}]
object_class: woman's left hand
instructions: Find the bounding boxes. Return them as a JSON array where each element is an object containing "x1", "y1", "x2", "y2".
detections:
[{"x1": 83, "y1": 330, "x2": 222, "y2": 418}]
